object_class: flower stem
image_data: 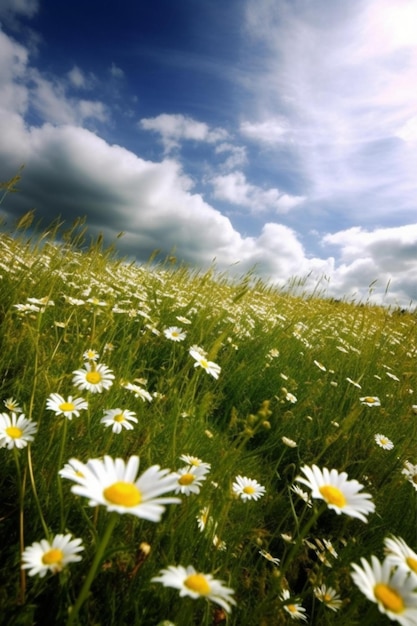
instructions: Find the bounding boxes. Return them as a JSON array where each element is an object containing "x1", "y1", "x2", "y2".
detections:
[
  {"x1": 67, "y1": 512, "x2": 118, "y2": 626},
  {"x1": 27, "y1": 445, "x2": 50, "y2": 538}
]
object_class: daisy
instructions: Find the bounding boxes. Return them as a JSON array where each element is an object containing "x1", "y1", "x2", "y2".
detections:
[
  {"x1": 3, "y1": 397, "x2": 23, "y2": 413},
  {"x1": 72, "y1": 362, "x2": 114, "y2": 393},
  {"x1": 61, "y1": 455, "x2": 180, "y2": 521},
  {"x1": 196, "y1": 507, "x2": 211, "y2": 532},
  {"x1": 402, "y1": 461, "x2": 417, "y2": 491},
  {"x1": 384, "y1": 536, "x2": 417, "y2": 580},
  {"x1": 21, "y1": 533, "x2": 83, "y2": 577},
  {"x1": 285, "y1": 392, "x2": 297, "y2": 404},
  {"x1": 83, "y1": 348, "x2": 99, "y2": 361},
  {"x1": 179, "y1": 454, "x2": 211, "y2": 473},
  {"x1": 314, "y1": 360, "x2": 327, "y2": 372},
  {"x1": 0, "y1": 412, "x2": 37, "y2": 449},
  {"x1": 282, "y1": 436, "x2": 297, "y2": 448},
  {"x1": 59, "y1": 458, "x2": 86, "y2": 482},
  {"x1": 189, "y1": 348, "x2": 221, "y2": 379},
  {"x1": 374, "y1": 433, "x2": 394, "y2": 450},
  {"x1": 351, "y1": 555, "x2": 417, "y2": 625},
  {"x1": 174, "y1": 465, "x2": 209, "y2": 496},
  {"x1": 163, "y1": 327, "x2": 187, "y2": 342},
  {"x1": 314, "y1": 585, "x2": 343, "y2": 611},
  {"x1": 360, "y1": 396, "x2": 381, "y2": 407},
  {"x1": 280, "y1": 589, "x2": 308, "y2": 622},
  {"x1": 232, "y1": 475, "x2": 266, "y2": 502},
  {"x1": 151, "y1": 565, "x2": 236, "y2": 613},
  {"x1": 346, "y1": 377, "x2": 362, "y2": 388},
  {"x1": 290, "y1": 484, "x2": 312, "y2": 507},
  {"x1": 46, "y1": 393, "x2": 88, "y2": 420},
  {"x1": 295, "y1": 464, "x2": 375, "y2": 522},
  {"x1": 259, "y1": 549, "x2": 280, "y2": 566},
  {"x1": 100, "y1": 409, "x2": 138, "y2": 434},
  {"x1": 123, "y1": 382, "x2": 153, "y2": 402}
]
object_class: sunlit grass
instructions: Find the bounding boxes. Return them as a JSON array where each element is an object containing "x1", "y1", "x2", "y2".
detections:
[{"x1": 0, "y1": 216, "x2": 416, "y2": 626}]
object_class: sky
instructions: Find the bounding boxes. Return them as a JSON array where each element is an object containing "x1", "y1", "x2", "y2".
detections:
[{"x1": 0, "y1": 0, "x2": 417, "y2": 307}]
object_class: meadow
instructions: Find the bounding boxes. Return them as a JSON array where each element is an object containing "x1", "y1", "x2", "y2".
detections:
[{"x1": 0, "y1": 213, "x2": 416, "y2": 626}]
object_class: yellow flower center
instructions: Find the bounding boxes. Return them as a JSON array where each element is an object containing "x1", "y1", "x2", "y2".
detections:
[
  {"x1": 6, "y1": 426, "x2": 23, "y2": 439},
  {"x1": 200, "y1": 359, "x2": 208, "y2": 368},
  {"x1": 42, "y1": 548, "x2": 64, "y2": 566},
  {"x1": 319, "y1": 485, "x2": 346, "y2": 508},
  {"x1": 323, "y1": 593, "x2": 332, "y2": 603},
  {"x1": 374, "y1": 583, "x2": 404, "y2": 613},
  {"x1": 287, "y1": 605, "x2": 297, "y2": 613},
  {"x1": 103, "y1": 481, "x2": 141, "y2": 507},
  {"x1": 113, "y1": 414, "x2": 125, "y2": 423},
  {"x1": 59, "y1": 402, "x2": 75, "y2": 412},
  {"x1": 86, "y1": 371, "x2": 101, "y2": 384},
  {"x1": 406, "y1": 556, "x2": 417, "y2": 573},
  {"x1": 243, "y1": 485, "x2": 256, "y2": 494},
  {"x1": 178, "y1": 473, "x2": 195, "y2": 486},
  {"x1": 184, "y1": 573, "x2": 211, "y2": 595},
  {"x1": 364, "y1": 397, "x2": 377, "y2": 403}
]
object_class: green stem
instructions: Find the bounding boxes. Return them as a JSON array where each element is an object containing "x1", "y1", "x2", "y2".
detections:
[
  {"x1": 67, "y1": 512, "x2": 119, "y2": 626},
  {"x1": 13, "y1": 449, "x2": 27, "y2": 604},
  {"x1": 27, "y1": 445, "x2": 50, "y2": 538},
  {"x1": 57, "y1": 418, "x2": 68, "y2": 531}
]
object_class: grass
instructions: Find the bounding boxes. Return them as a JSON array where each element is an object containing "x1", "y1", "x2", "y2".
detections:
[{"x1": 0, "y1": 214, "x2": 416, "y2": 626}]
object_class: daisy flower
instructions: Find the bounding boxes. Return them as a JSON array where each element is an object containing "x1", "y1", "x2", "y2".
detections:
[
  {"x1": 179, "y1": 454, "x2": 211, "y2": 473},
  {"x1": 282, "y1": 436, "x2": 297, "y2": 448},
  {"x1": 59, "y1": 458, "x2": 86, "y2": 482},
  {"x1": 259, "y1": 549, "x2": 280, "y2": 566},
  {"x1": 346, "y1": 377, "x2": 362, "y2": 388},
  {"x1": 280, "y1": 589, "x2": 308, "y2": 622},
  {"x1": 21, "y1": 533, "x2": 83, "y2": 577},
  {"x1": 384, "y1": 536, "x2": 417, "y2": 580},
  {"x1": 152, "y1": 565, "x2": 236, "y2": 613},
  {"x1": 163, "y1": 327, "x2": 187, "y2": 342},
  {"x1": 285, "y1": 392, "x2": 297, "y2": 404},
  {"x1": 123, "y1": 382, "x2": 153, "y2": 402},
  {"x1": 402, "y1": 461, "x2": 417, "y2": 491},
  {"x1": 174, "y1": 465, "x2": 209, "y2": 496},
  {"x1": 61, "y1": 455, "x2": 180, "y2": 521},
  {"x1": 100, "y1": 409, "x2": 138, "y2": 434},
  {"x1": 72, "y1": 362, "x2": 114, "y2": 393},
  {"x1": 3, "y1": 397, "x2": 23, "y2": 413},
  {"x1": 290, "y1": 484, "x2": 312, "y2": 507},
  {"x1": 189, "y1": 348, "x2": 221, "y2": 379},
  {"x1": 196, "y1": 507, "x2": 211, "y2": 532},
  {"x1": 351, "y1": 555, "x2": 417, "y2": 625},
  {"x1": 295, "y1": 464, "x2": 375, "y2": 522},
  {"x1": 46, "y1": 393, "x2": 88, "y2": 420},
  {"x1": 232, "y1": 475, "x2": 266, "y2": 502},
  {"x1": 83, "y1": 348, "x2": 99, "y2": 361},
  {"x1": 0, "y1": 412, "x2": 37, "y2": 449},
  {"x1": 313, "y1": 585, "x2": 343, "y2": 611},
  {"x1": 374, "y1": 433, "x2": 394, "y2": 450},
  {"x1": 360, "y1": 396, "x2": 381, "y2": 407}
]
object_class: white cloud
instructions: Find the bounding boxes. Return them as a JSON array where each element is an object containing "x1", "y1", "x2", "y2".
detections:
[
  {"x1": 0, "y1": 28, "x2": 29, "y2": 113},
  {"x1": 214, "y1": 142, "x2": 247, "y2": 169},
  {"x1": 109, "y1": 62, "x2": 124, "y2": 79},
  {"x1": 67, "y1": 65, "x2": 88, "y2": 89},
  {"x1": 240, "y1": 118, "x2": 290, "y2": 144},
  {"x1": 140, "y1": 113, "x2": 229, "y2": 153},
  {"x1": 211, "y1": 171, "x2": 305, "y2": 214},
  {"x1": 0, "y1": 0, "x2": 38, "y2": 20}
]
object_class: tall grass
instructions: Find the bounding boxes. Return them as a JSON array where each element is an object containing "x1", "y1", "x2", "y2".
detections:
[{"x1": 0, "y1": 216, "x2": 416, "y2": 626}]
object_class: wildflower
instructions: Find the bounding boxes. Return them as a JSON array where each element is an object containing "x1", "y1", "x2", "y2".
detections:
[
  {"x1": 314, "y1": 360, "x2": 327, "y2": 371},
  {"x1": 46, "y1": 393, "x2": 88, "y2": 420},
  {"x1": 259, "y1": 549, "x2": 280, "y2": 566},
  {"x1": 280, "y1": 589, "x2": 308, "y2": 621},
  {"x1": 374, "y1": 433, "x2": 394, "y2": 450},
  {"x1": 189, "y1": 348, "x2": 221, "y2": 379},
  {"x1": 72, "y1": 362, "x2": 114, "y2": 393},
  {"x1": 360, "y1": 396, "x2": 381, "y2": 407},
  {"x1": 0, "y1": 412, "x2": 37, "y2": 449},
  {"x1": 412, "y1": 405, "x2": 417, "y2": 415},
  {"x1": 61, "y1": 455, "x2": 180, "y2": 521},
  {"x1": 59, "y1": 458, "x2": 86, "y2": 482},
  {"x1": 282, "y1": 436, "x2": 297, "y2": 448},
  {"x1": 296, "y1": 464, "x2": 375, "y2": 522},
  {"x1": 351, "y1": 555, "x2": 417, "y2": 624},
  {"x1": 100, "y1": 409, "x2": 138, "y2": 434},
  {"x1": 285, "y1": 392, "x2": 297, "y2": 404},
  {"x1": 179, "y1": 454, "x2": 211, "y2": 472},
  {"x1": 21, "y1": 533, "x2": 83, "y2": 577},
  {"x1": 384, "y1": 536, "x2": 417, "y2": 580},
  {"x1": 232, "y1": 475, "x2": 266, "y2": 502},
  {"x1": 3, "y1": 397, "x2": 22, "y2": 413},
  {"x1": 174, "y1": 465, "x2": 209, "y2": 496},
  {"x1": 87, "y1": 296, "x2": 107, "y2": 307},
  {"x1": 163, "y1": 327, "x2": 187, "y2": 342},
  {"x1": 123, "y1": 382, "x2": 153, "y2": 402},
  {"x1": 83, "y1": 348, "x2": 99, "y2": 361},
  {"x1": 152, "y1": 565, "x2": 236, "y2": 613},
  {"x1": 386, "y1": 372, "x2": 400, "y2": 381},
  {"x1": 314, "y1": 585, "x2": 342, "y2": 611},
  {"x1": 290, "y1": 484, "x2": 312, "y2": 507},
  {"x1": 402, "y1": 461, "x2": 417, "y2": 491},
  {"x1": 346, "y1": 377, "x2": 362, "y2": 388},
  {"x1": 176, "y1": 315, "x2": 192, "y2": 324}
]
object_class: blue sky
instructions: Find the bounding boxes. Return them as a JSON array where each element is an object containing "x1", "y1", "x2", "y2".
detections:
[{"x1": 1, "y1": 0, "x2": 417, "y2": 306}]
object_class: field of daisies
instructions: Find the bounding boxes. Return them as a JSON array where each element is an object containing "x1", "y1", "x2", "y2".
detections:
[{"x1": 0, "y1": 215, "x2": 417, "y2": 626}]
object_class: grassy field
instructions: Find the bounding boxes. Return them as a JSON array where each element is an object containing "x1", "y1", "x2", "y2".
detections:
[{"x1": 0, "y1": 215, "x2": 416, "y2": 626}]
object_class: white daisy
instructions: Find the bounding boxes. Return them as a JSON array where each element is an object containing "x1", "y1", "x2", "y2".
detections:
[
  {"x1": 402, "y1": 461, "x2": 417, "y2": 491},
  {"x1": 189, "y1": 348, "x2": 221, "y2": 379},
  {"x1": 295, "y1": 464, "x2": 375, "y2": 522},
  {"x1": 3, "y1": 397, "x2": 23, "y2": 413},
  {"x1": 374, "y1": 433, "x2": 394, "y2": 450},
  {"x1": 384, "y1": 536, "x2": 417, "y2": 580},
  {"x1": 174, "y1": 465, "x2": 209, "y2": 496},
  {"x1": 163, "y1": 327, "x2": 187, "y2": 342},
  {"x1": 21, "y1": 533, "x2": 83, "y2": 577},
  {"x1": 360, "y1": 396, "x2": 381, "y2": 407},
  {"x1": 280, "y1": 589, "x2": 308, "y2": 621},
  {"x1": 72, "y1": 362, "x2": 114, "y2": 393},
  {"x1": 83, "y1": 348, "x2": 99, "y2": 361},
  {"x1": 259, "y1": 549, "x2": 280, "y2": 566},
  {"x1": 0, "y1": 412, "x2": 37, "y2": 449},
  {"x1": 100, "y1": 409, "x2": 138, "y2": 434},
  {"x1": 179, "y1": 454, "x2": 211, "y2": 473},
  {"x1": 46, "y1": 393, "x2": 88, "y2": 420},
  {"x1": 313, "y1": 585, "x2": 343, "y2": 611},
  {"x1": 61, "y1": 455, "x2": 180, "y2": 521},
  {"x1": 232, "y1": 475, "x2": 266, "y2": 502},
  {"x1": 123, "y1": 382, "x2": 153, "y2": 402},
  {"x1": 290, "y1": 484, "x2": 312, "y2": 507},
  {"x1": 351, "y1": 555, "x2": 417, "y2": 625},
  {"x1": 152, "y1": 565, "x2": 236, "y2": 613}
]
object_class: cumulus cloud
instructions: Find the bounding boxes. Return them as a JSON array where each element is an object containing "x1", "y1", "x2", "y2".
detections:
[
  {"x1": 240, "y1": 118, "x2": 291, "y2": 144},
  {"x1": 211, "y1": 171, "x2": 305, "y2": 214},
  {"x1": 0, "y1": 0, "x2": 38, "y2": 20},
  {"x1": 140, "y1": 113, "x2": 229, "y2": 153}
]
